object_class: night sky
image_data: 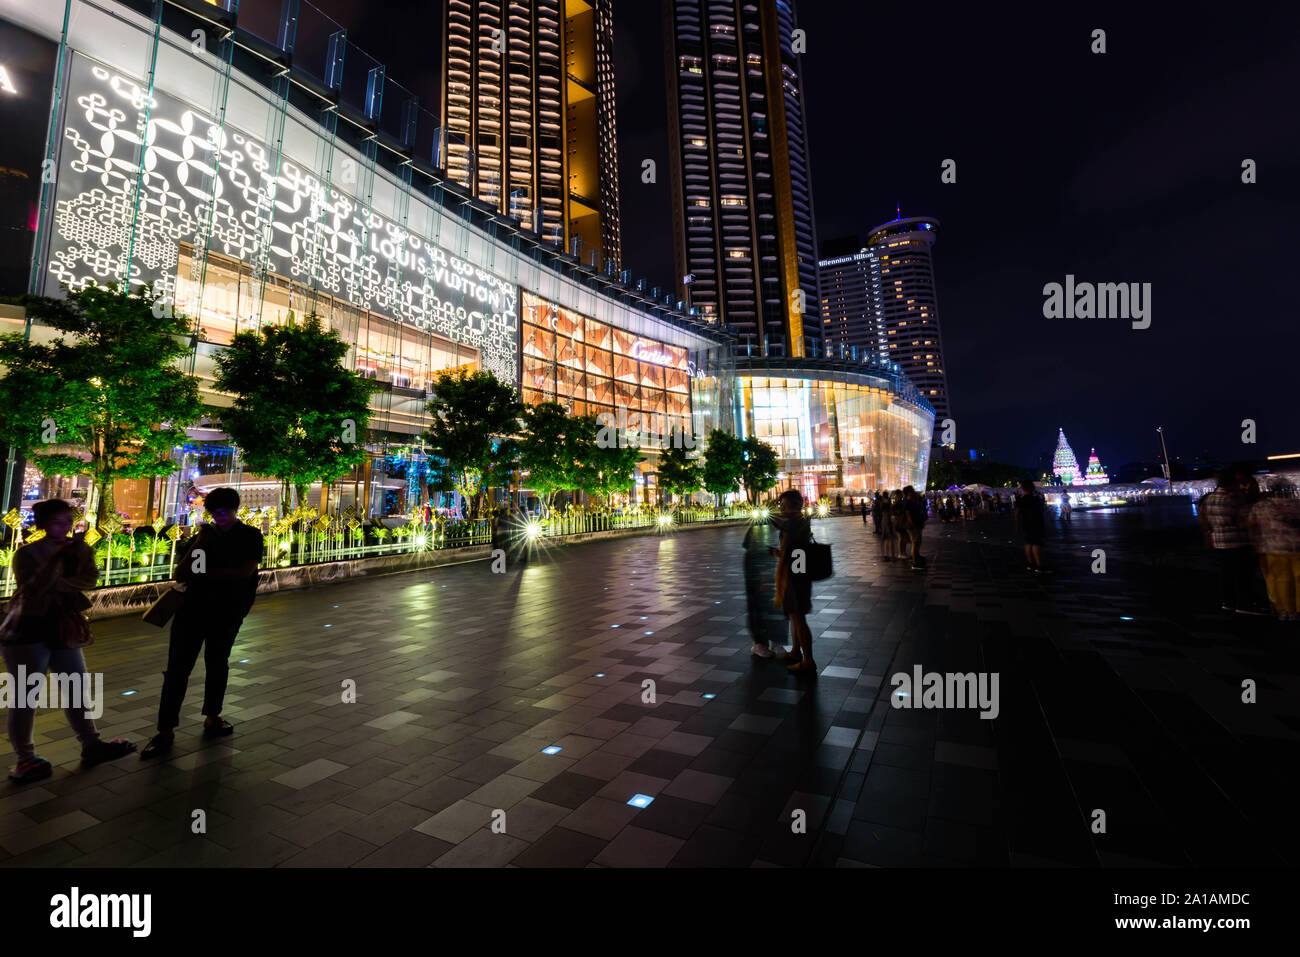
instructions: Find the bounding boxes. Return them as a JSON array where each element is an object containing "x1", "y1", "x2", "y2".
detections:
[{"x1": 310, "y1": 0, "x2": 1300, "y2": 473}]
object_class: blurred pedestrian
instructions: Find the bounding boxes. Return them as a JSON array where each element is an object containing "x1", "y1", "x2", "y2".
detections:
[
  {"x1": 1200, "y1": 469, "x2": 1267, "y2": 615},
  {"x1": 1, "y1": 500, "x2": 135, "y2": 781},
  {"x1": 1248, "y1": 484, "x2": 1300, "y2": 620},
  {"x1": 770, "y1": 489, "x2": 816, "y2": 675}
]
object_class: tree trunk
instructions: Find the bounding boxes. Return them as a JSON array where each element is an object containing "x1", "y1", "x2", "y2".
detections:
[
  {"x1": 145, "y1": 475, "x2": 156, "y2": 525},
  {"x1": 295, "y1": 484, "x2": 308, "y2": 512},
  {"x1": 280, "y1": 480, "x2": 291, "y2": 516},
  {"x1": 96, "y1": 474, "x2": 115, "y2": 529}
]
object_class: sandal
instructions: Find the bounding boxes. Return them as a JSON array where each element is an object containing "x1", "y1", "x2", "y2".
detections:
[
  {"x1": 202, "y1": 718, "x2": 234, "y2": 738},
  {"x1": 9, "y1": 757, "x2": 53, "y2": 783},
  {"x1": 780, "y1": 651, "x2": 803, "y2": 662},
  {"x1": 81, "y1": 738, "x2": 137, "y2": 768},
  {"x1": 786, "y1": 660, "x2": 818, "y2": 676}
]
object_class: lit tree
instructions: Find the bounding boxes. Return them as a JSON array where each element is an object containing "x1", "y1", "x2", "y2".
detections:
[
  {"x1": 518, "y1": 401, "x2": 580, "y2": 508},
  {"x1": 700, "y1": 428, "x2": 746, "y2": 508},
  {"x1": 214, "y1": 313, "x2": 377, "y2": 514},
  {"x1": 0, "y1": 284, "x2": 202, "y2": 527},
  {"x1": 656, "y1": 442, "x2": 701, "y2": 505},
  {"x1": 580, "y1": 415, "x2": 642, "y2": 505},
  {"x1": 740, "y1": 437, "x2": 779, "y2": 504},
  {"x1": 423, "y1": 368, "x2": 522, "y2": 519}
]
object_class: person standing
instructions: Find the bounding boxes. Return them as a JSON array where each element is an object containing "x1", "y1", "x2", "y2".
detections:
[
  {"x1": 872, "y1": 492, "x2": 884, "y2": 537},
  {"x1": 1, "y1": 500, "x2": 136, "y2": 781},
  {"x1": 1015, "y1": 479, "x2": 1049, "y2": 573},
  {"x1": 1248, "y1": 486, "x2": 1300, "y2": 620},
  {"x1": 1060, "y1": 494, "x2": 1073, "y2": 522},
  {"x1": 879, "y1": 491, "x2": 896, "y2": 561},
  {"x1": 861, "y1": 499, "x2": 868, "y2": 526},
  {"x1": 742, "y1": 521, "x2": 780, "y2": 657},
  {"x1": 141, "y1": 487, "x2": 264, "y2": 759},
  {"x1": 903, "y1": 486, "x2": 928, "y2": 570},
  {"x1": 1199, "y1": 469, "x2": 1266, "y2": 615},
  {"x1": 770, "y1": 489, "x2": 816, "y2": 675},
  {"x1": 891, "y1": 491, "x2": 910, "y2": 562}
]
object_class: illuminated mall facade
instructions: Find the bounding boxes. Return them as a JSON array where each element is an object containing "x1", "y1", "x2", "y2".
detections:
[{"x1": 0, "y1": 0, "x2": 932, "y2": 521}]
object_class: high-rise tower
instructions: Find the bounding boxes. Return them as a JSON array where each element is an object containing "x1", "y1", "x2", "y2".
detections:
[
  {"x1": 441, "y1": 0, "x2": 622, "y2": 269},
  {"x1": 662, "y1": 0, "x2": 820, "y2": 357},
  {"x1": 866, "y1": 215, "x2": 951, "y2": 423}
]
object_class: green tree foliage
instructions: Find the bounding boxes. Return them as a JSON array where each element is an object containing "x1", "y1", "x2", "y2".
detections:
[
  {"x1": 518, "y1": 401, "x2": 579, "y2": 506},
  {"x1": 700, "y1": 428, "x2": 746, "y2": 507},
  {"x1": 423, "y1": 368, "x2": 522, "y2": 519},
  {"x1": 580, "y1": 414, "x2": 642, "y2": 504},
  {"x1": 0, "y1": 284, "x2": 202, "y2": 526},
  {"x1": 213, "y1": 313, "x2": 378, "y2": 512},
  {"x1": 655, "y1": 442, "x2": 701, "y2": 504},
  {"x1": 740, "y1": 437, "x2": 779, "y2": 504}
]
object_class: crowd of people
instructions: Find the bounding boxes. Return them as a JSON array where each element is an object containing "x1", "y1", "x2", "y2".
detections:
[
  {"x1": 4, "y1": 468, "x2": 1297, "y2": 782},
  {"x1": 1200, "y1": 468, "x2": 1300, "y2": 620}
]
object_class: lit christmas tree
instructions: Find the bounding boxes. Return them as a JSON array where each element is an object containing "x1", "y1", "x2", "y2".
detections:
[
  {"x1": 1052, "y1": 428, "x2": 1081, "y2": 486},
  {"x1": 1084, "y1": 448, "x2": 1109, "y2": 485}
]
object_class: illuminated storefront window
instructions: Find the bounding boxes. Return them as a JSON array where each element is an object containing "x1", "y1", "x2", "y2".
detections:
[
  {"x1": 521, "y1": 291, "x2": 691, "y2": 445},
  {"x1": 173, "y1": 246, "x2": 477, "y2": 391},
  {"x1": 738, "y1": 373, "x2": 932, "y2": 498}
]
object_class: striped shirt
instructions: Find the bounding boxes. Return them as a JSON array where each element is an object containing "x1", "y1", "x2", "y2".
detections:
[{"x1": 1201, "y1": 488, "x2": 1248, "y2": 550}]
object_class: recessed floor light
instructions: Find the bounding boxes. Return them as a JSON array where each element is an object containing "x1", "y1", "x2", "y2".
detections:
[
  {"x1": 627, "y1": 794, "x2": 654, "y2": 808},
  {"x1": 541, "y1": 746, "x2": 562, "y2": 755},
  {"x1": 701, "y1": 693, "x2": 716, "y2": 700},
  {"x1": 645, "y1": 631, "x2": 654, "y2": 635},
  {"x1": 1120, "y1": 616, "x2": 1133, "y2": 621},
  {"x1": 611, "y1": 624, "x2": 619, "y2": 628},
  {"x1": 594, "y1": 673, "x2": 606, "y2": 678},
  {"x1": 121, "y1": 690, "x2": 137, "y2": 696},
  {"x1": 238, "y1": 658, "x2": 250, "y2": 663}
]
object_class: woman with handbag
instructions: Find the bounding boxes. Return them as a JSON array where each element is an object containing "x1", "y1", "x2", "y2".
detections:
[
  {"x1": 0, "y1": 500, "x2": 135, "y2": 782},
  {"x1": 771, "y1": 489, "x2": 817, "y2": 676}
]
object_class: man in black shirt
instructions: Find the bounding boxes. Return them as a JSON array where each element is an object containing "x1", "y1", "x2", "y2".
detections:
[
  {"x1": 142, "y1": 487, "x2": 264, "y2": 759},
  {"x1": 1015, "y1": 479, "x2": 1049, "y2": 573}
]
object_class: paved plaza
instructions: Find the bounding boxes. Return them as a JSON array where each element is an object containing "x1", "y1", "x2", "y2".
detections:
[{"x1": 2, "y1": 507, "x2": 1297, "y2": 868}]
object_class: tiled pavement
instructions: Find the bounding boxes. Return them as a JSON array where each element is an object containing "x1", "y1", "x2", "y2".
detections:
[{"x1": 2, "y1": 504, "x2": 1297, "y2": 867}]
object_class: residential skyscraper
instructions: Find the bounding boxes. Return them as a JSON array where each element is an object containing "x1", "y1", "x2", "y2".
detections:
[
  {"x1": 866, "y1": 215, "x2": 951, "y2": 423},
  {"x1": 441, "y1": 0, "x2": 622, "y2": 269},
  {"x1": 662, "y1": 0, "x2": 821, "y2": 357}
]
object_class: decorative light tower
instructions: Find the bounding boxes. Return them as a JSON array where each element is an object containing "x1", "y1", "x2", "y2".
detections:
[
  {"x1": 1084, "y1": 448, "x2": 1109, "y2": 485},
  {"x1": 1052, "y1": 428, "x2": 1082, "y2": 486}
]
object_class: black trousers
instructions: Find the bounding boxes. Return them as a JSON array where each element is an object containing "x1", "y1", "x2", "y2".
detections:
[
  {"x1": 1215, "y1": 547, "x2": 1256, "y2": 611},
  {"x1": 156, "y1": 600, "x2": 244, "y2": 732}
]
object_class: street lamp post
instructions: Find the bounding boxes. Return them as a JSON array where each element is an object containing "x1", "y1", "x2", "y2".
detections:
[{"x1": 1157, "y1": 426, "x2": 1172, "y2": 483}]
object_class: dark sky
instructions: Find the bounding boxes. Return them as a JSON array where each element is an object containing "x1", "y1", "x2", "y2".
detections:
[{"x1": 311, "y1": 0, "x2": 1300, "y2": 471}]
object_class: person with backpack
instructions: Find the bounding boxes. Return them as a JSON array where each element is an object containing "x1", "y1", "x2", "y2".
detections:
[
  {"x1": 902, "y1": 486, "x2": 928, "y2": 570},
  {"x1": 0, "y1": 500, "x2": 136, "y2": 781},
  {"x1": 770, "y1": 489, "x2": 816, "y2": 675},
  {"x1": 878, "y1": 490, "x2": 896, "y2": 560}
]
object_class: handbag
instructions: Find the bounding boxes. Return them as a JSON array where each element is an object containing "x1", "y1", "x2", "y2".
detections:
[
  {"x1": 141, "y1": 582, "x2": 187, "y2": 628},
  {"x1": 806, "y1": 538, "x2": 834, "y2": 581},
  {"x1": 59, "y1": 605, "x2": 94, "y2": 649},
  {"x1": 0, "y1": 594, "x2": 24, "y2": 641}
]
